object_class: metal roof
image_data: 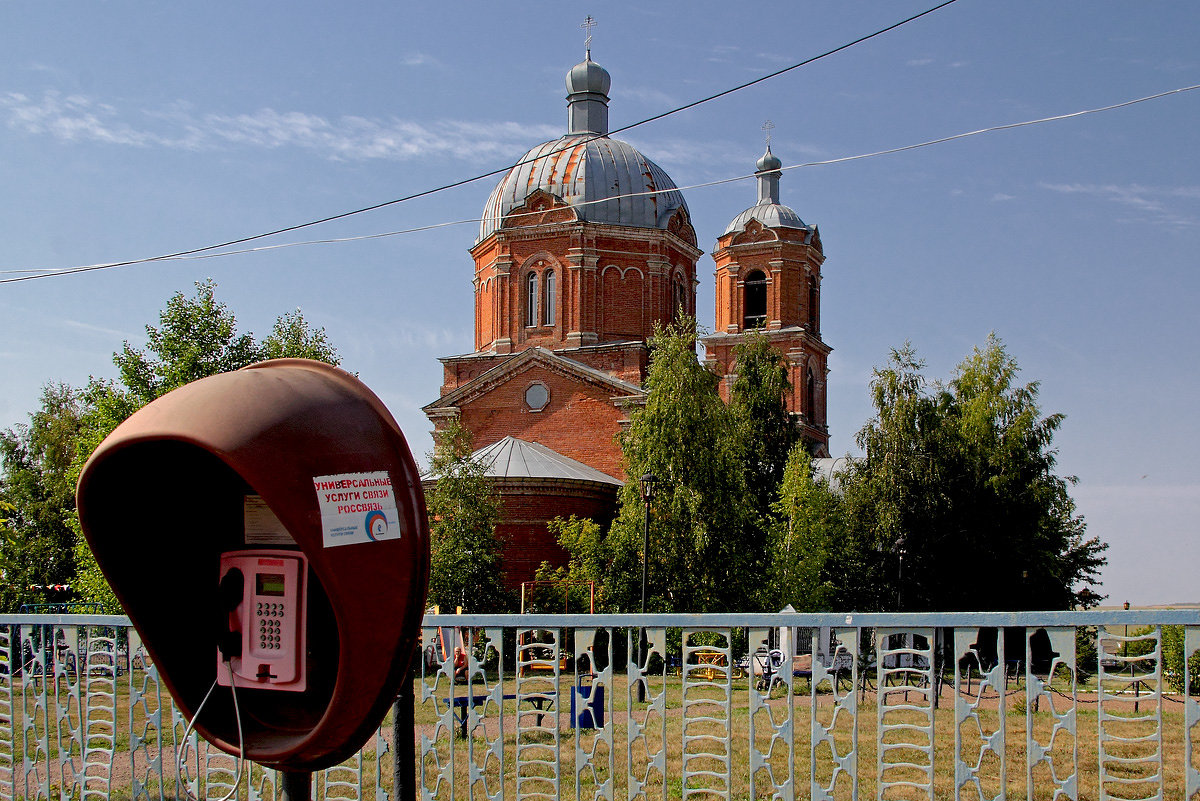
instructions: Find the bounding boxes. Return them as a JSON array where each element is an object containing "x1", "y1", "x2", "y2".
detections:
[
  {"x1": 478, "y1": 134, "x2": 688, "y2": 243},
  {"x1": 722, "y1": 200, "x2": 810, "y2": 237},
  {"x1": 473, "y1": 436, "x2": 622, "y2": 486}
]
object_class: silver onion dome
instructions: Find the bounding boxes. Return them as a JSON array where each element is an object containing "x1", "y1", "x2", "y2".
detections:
[
  {"x1": 723, "y1": 145, "x2": 809, "y2": 236},
  {"x1": 477, "y1": 57, "x2": 688, "y2": 243}
]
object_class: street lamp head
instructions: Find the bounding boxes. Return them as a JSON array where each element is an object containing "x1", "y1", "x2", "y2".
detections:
[{"x1": 640, "y1": 471, "x2": 656, "y2": 502}]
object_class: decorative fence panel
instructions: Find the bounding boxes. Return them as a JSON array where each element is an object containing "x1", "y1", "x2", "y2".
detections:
[{"x1": 0, "y1": 610, "x2": 1197, "y2": 801}]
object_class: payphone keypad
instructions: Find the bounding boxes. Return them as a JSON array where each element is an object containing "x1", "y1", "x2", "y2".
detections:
[{"x1": 257, "y1": 602, "x2": 285, "y2": 650}]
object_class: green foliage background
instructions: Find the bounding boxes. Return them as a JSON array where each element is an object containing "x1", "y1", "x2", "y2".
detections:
[
  {"x1": 424, "y1": 419, "x2": 511, "y2": 613},
  {"x1": 546, "y1": 327, "x2": 1107, "y2": 615},
  {"x1": 0, "y1": 280, "x2": 339, "y2": 612}
]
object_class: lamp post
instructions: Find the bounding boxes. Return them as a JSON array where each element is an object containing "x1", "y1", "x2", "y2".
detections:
[
  {"x1": 638, "y1": 471, "x2": 656, "y2": 703},
  {"x1": 1123, "y1": 599, "x2": 1131, "y2": 668}
]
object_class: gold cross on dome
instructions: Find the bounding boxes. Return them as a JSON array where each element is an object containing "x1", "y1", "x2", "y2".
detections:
[
  {"x1": 762, "y1": 119, "x2": 775, "y2": 147},
  {"x1": 581, "y1": 16, "x2": 596, "y2": 59}
]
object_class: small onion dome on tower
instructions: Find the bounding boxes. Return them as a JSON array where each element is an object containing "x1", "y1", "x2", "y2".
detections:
[
  {"x1": 565, "y1": 57, "x2": 611, "y2": 134},
  {"x1": 478, "y1": 57, "x2": 690, "y2": 244},
  {"x1": 723, "y1": 144, "x2": 811, "y2": 236}
]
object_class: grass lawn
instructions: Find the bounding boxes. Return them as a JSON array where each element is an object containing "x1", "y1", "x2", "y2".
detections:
[{"x1": 4, "y1": 665, "x2": 1186, "y2": 801}]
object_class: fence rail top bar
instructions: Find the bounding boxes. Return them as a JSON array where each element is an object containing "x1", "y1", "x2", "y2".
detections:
[
  {"x1": 1, "y1": 609, "x2": 1196, "y2": 629},
  {"x1": 423, "y1": 609, "x2": 1200, "y2": 627}
]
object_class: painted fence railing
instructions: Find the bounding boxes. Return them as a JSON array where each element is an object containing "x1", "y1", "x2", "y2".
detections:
[{"x1": 0, "y1": 611, "x2": 1198, "y2": 801}]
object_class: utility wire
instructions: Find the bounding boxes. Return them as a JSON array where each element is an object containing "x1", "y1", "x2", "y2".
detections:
[
  {"x1": 5, "y1": 80, "x2": 1196, "y2": 282},
  {"x1": 0, "y1": 0, "x2": 961, "y2": 286}
]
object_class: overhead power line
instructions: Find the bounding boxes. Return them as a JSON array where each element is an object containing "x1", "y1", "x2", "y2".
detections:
[
  {"x1": 4, "y1": 81, "x2": 1197, "y2": 283},
  {"x1": 0, "y1": 0, "x2": 962, "y2": 286}
]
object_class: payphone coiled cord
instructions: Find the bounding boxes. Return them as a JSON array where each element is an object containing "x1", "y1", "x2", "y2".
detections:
[{"x1": 175, "y1": 659, "x2": 246, "y2": 801}]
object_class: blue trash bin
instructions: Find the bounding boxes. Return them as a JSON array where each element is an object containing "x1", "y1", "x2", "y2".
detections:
[{"x1": 570, "y1": 683, "x2": 604, "y2": 728}]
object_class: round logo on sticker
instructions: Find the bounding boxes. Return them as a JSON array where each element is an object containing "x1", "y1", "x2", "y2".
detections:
[{"x1": 364, "y1": 510, "x2": 389, "y2": 541}]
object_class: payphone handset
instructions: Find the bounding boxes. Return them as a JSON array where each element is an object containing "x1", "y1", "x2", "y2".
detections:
[{"x1": 217, "y1": 549, "x2": 308, "y2": 693}]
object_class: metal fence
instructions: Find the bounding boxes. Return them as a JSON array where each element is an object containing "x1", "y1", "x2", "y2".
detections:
[{"x1": 0, "y1": 610, "x2": 1197, "y2": 801}]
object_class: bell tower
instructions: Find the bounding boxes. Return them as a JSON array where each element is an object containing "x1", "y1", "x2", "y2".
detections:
[{"x1": 703, "y1": 145, "x2": 831, "y2": 456}]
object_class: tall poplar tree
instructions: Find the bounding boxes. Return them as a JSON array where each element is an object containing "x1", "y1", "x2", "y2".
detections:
[{"x1": 597, "y1": 319, "x2": 751, "y2": 612}]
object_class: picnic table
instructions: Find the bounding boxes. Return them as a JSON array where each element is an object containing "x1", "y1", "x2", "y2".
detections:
[
  {"x1": 693, "y1": 648, "x2": 727, "y2": 681},
  {"x1": 443, "y1": 693, "x2": 551, "y2": 738}
]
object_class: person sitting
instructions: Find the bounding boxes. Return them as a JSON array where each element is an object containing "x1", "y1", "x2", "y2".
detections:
[{"x1": 453, "y1": 646, "x2": 468, "y2": 683}]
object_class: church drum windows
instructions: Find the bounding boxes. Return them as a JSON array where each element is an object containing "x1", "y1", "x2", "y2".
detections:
[
  {"x1": 673, "y1": 274, "x2": 688, "y2": 319},
  {"x1": 743, "y1": 270, "x2": 767, "y2": 329},
  {"x1": 524, "y1": 266, "x2": 557, "y2": 329},
  {"x1": 543, "y1": 269, "x2": 556, "y2": 326},
  {"x1": 525, "y1": 271, "x2": 539, "y2": 328}
]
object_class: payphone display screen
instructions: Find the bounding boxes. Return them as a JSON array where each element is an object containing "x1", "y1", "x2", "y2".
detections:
[{"x1": 256, "y1": 573, "x2": 286, "y2": 596}]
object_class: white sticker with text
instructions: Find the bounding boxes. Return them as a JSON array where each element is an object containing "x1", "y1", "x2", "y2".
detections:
[{"x1": 313, "y1": 471, "x2": 402, "y2": 548}]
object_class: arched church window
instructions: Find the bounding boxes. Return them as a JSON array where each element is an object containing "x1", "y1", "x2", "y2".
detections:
[
  {"x1": 805, "y1": 366, "x2": 816, "y2": 421},
  {"x1": 525, "y1": 271, "x2": 538, "y2": 327},
  {"x1": 543, "y1": 269, "x2": 556, "y2": 326},
  {"x1": 673, "y1": 276, "x2": 688, "y2": 319},
  {"x1": 743, "y1": 270, "x2": 767, "y2": 329}
]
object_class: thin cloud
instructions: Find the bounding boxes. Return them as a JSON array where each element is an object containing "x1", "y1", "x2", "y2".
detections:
[
  {"x1": 0, "y1": 89, "x2": 560, "y2": 162},
  {"x1": 1039, "y1": 181, "x2": 1200, "y2": 228},
  {"x1": 991, "y1": 193, "x2": 1015, "y2": 202},
  {"x1": 907, "y1": 57, "x2": 934, "y2": 67},
  {"x1": 621, "y1": 86, "x2": 677, "y2": 108},
  {"x1": 61, "y1": 319, "x2": 131, "y2": 339},
  {"x1": 398, "y1": 52, "x2": 440, "y2": 68}
]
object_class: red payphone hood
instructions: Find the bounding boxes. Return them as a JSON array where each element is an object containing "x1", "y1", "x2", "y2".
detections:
[{"x1": 77, "y1": 359, "x2": 429, "y2": 770}]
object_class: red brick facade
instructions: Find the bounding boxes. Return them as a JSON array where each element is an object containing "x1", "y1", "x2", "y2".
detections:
[
  {"x1": 490, "y1": 479, "x2": 618, "y2": 592},
  {"x1": 423, "y1": 58, "x2": 832, "y2": 592},
  {"x1": 427, "y1": 348, "x2": 641, "y2": 481},
  {"x1": 702, "y1": 220, "x2": 832, "y2": 456},
  {"x1": 470, "y1": 191, "x2": 700, "y2": 356}
]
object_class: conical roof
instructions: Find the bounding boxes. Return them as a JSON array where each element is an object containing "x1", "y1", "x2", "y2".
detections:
[{"x1": 473, "y1": 436, "x2": 621, "y2": 485}]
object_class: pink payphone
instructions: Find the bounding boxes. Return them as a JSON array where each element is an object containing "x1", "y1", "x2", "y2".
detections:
[{"x1": 217, "y1": 549, "x2": 308, "y2": 692}]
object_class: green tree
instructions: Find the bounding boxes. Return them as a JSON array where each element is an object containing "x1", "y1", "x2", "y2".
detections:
[
  {"x1": 729, "y1": 332, "x2": 798, "y2": 595},
  {"x1": 425, "y1": 420, "x2": 510, "y2": 613},
  {"x1": 599, "y1": 319, "x2": 751, "y2": 613},
  {"x1": 0, "y1": 384, "x2": 86, "y2": 610},
  {"x1": 0, "y1": 280, "x2": 341, "y2": 612},
  {"x1": 838, "y1": 336, "x2": 1107, "y2": 611},
  {"x1": 260, "y1": 309, "x2": 340, "y2": 363},
  {"x1": 766, "y1": 443, "x2": 843, "y2": 612},
  {"x1": 534, "y1": 516, "x2": 615, "y2": 611},
  {"x1": 112, "y1": 280, "x2": 262, "y2": 405}
]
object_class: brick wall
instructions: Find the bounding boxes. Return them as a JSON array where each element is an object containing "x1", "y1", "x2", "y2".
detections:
[{"x1": 492, "y1": 478, "x2": 619, "y2": 591}]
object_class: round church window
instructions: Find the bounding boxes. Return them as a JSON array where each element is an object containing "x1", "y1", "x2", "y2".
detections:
[{"x1": 525, "y1": 382, "x2": 549, "y2": 411}]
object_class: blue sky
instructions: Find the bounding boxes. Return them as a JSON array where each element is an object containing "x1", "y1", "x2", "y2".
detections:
[{"x1": 2, "y1": 1, "x2": 1197, "y2": 606}]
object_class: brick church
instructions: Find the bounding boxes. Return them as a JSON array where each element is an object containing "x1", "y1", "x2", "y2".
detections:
[{"x1": 423, "y1": 51, "x2": 831, "y2": 591}]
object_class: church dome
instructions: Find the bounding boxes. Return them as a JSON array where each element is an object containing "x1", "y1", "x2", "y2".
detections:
[
  {"x1": 478, "y1": 134, "x2": 689, "y2": 242},
  {"x1": 477, "y1": 56, "x2": 689, "y2": 244},
  {"x1": 756, "y1": 148, "x2": 783, "y2": 172},
  {"x1": 566, "y1": 58, "x2": 610, "y2": 97},
  {"x1": 722, "y1": 201, "x2": 807, "y2": 236},
  {"x1": 723, "y1": 144, "x2": 810, "y2": 236}
]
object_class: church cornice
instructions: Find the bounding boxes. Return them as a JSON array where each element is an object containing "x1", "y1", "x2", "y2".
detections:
[
  {"x1": 701, "y1": 325, "x2": 833, "y2": 357},
  {"x1": 475, "y1": 219, "x2": 702, "y2": 261}
]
